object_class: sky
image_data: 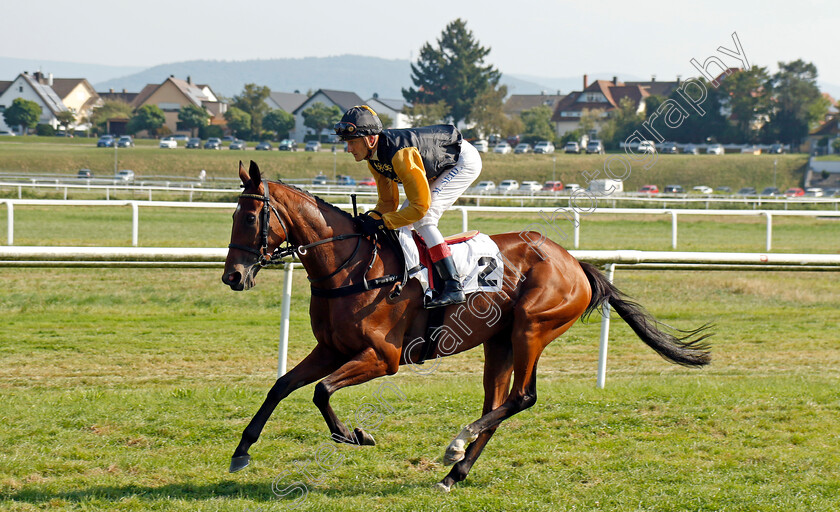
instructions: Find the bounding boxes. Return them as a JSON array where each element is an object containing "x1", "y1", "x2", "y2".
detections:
[{"x1": 4, "y1": 0, "x2": 839, "y2": 87}]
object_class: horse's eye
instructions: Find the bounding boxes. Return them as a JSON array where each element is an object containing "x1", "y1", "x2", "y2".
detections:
[{"x1": 246, "y1": 214, "x2": 257, "y2": 224}]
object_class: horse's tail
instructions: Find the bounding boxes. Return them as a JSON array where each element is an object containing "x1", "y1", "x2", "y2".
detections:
[{"x1": 579, "y1": 261, "x2": 712, "y2": 367}]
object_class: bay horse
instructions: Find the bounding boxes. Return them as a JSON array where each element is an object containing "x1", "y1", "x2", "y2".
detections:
[{"x1": 222, "y1": 161, "x2": 711, "y2": 492}]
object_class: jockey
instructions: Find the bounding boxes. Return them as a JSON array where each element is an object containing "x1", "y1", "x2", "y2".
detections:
[{"x1": 335, "y1": 105, "x2": 482, "y2": 308}]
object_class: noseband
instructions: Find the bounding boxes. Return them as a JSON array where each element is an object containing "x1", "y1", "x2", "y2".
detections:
[{"x1": 228, "y1": 180, "x2": 297, "y2": 266}]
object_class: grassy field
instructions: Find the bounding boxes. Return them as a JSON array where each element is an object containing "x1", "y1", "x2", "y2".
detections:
[
  {"x1": 0, "y1": 136, "x2": 810, "y2": 194},
  {"x1": 1, "y1": 264, "x2": 838, "y2": 512}
]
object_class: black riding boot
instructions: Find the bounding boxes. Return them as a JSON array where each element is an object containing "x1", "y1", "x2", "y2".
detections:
[{"x1": 427, "y1": 255, "x2": 466, "y2": 308}]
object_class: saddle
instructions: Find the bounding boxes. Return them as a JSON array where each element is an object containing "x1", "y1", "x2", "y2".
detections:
[{"x1": 411, "y1": 230, "x2": 480, "y2": 291}]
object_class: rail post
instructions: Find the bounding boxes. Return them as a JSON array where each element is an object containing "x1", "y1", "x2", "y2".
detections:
[
  {"x1": 5, "y1": 201, "x2": 12, "y2": 245},
  {"x1": 131, "y1": 202, "x2": 139, "y2": 247},
  {"x1": 596, "y1": 263, "x2": 616, "y2": 389},
  {"x1": 461, "y1": 207, "x2": 468, "y2": 232},
  {"x1": 763, "y1": 212, "x2": 772, "y2": 251},
  {"x1": 278, "y1": 262, "x2": 294, "y2": 377}
]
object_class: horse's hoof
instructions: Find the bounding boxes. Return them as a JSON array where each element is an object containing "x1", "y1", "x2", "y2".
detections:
[
  {"x1": 354, "y1": 428, "x2": 376, "y2": 446},
  {"x1": 443, "y1": 447, "x2": 465, "y2": 466},
  {"x1": 434, "y1": 481, "x2": 451, "y2": 493},
  {"x1": 229, "y1": 455, "x2": 251, "y2": 473}
]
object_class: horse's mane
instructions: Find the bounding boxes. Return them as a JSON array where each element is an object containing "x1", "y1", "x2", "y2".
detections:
[{"x1": 272, "y1": 179, "x2": 354, "y2": 221}]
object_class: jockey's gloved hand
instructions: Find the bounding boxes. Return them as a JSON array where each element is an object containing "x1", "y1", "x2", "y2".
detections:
[{"x1": 354, "y1": 213, "x2": 385, "y2": 236}]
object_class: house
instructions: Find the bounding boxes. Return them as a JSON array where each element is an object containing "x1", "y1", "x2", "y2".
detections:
[
  {"x1": 366, "y1": 95, "x2": 411, "y2": 129},
  {"x1": 129, "y1": 75, "x2": 227, "y2": 135},
  {"x1": 807, "y1": 115, "x2": 840, "y2": 155},
  {"x1": 0, "y1": 71, "x2": 69, "y2": 133},
  {"x1": 291, "y1": 89, "x2": 364, "y2": 142},
  {"x1": 48, "y1": 76, "x2": 102, "y2": 132},
  {"x1": 503, "y1": 93, "x2": 565, "y2": 119},
  {"x1": 551, "y1": 75, "x2": 650, "y2": 137},
  {"x1": 266, "y1": 91, "x2": 308, "y2": 114}
]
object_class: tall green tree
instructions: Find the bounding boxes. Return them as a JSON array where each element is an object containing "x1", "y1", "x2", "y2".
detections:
[
  {"x1": 599, "y1": 97, "x2": 646, "y2": 149},
  {"x1": 762, "y1": 60, "x2": 829, "y2": 147},
  {"x1": 232, "y1": 83, "x2": 271, "y2": 138},
  {"x1": 301, "y1": 102, "x2": 341, "y2": 140},
  {"x1": 718, "y1": 66, "x2": 770, "y2": 143},
  {"x1": 262, "y1": 109, "x2": 295, "y2": 140},
  {"x1": 128, "y1": 105, "x2": 166, "y2": 136},
  {"x1": 520, "y1": 105, "x2": 555, "y2": 143},
  {"x1": 470, "y1": 86, "x2": 514, "y2": 139},
  {"x1": 663, "y1": 79, "x2": 731, "y2": 144},
  {"x1": 3, "y1": 98, "x2": 42, "y2": 134},
  {"x1": 403, "y1": 101, "x2": 450, "y2": 127},
  {"x1": 178, "y1": 104, "x2": 209, "y2": 137},
  {"x1": 402, "y1": 18, "x2": 503, "y2": 126},
  {"x1": 224, "y1": 107, "x2": 251, "y2": 139}
]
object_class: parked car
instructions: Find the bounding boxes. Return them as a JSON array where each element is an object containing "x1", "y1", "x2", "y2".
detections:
[
  {"x1": 498, "y1": 179, "x2": 520, "y2": 191},
  {"x1": 661, "y1": 142, "x2": 678, "y2": 154},
  {"x1": 533, "y1": 141, "x2": 555, "y2": 154},
  {"x1": 305, "y1": 141, "x2": 321, "y2": 152},
  {"x1": 716, "y1": 186, "x2": 732, "y2": 193},
  {"x1": 222, "y1": 135, "x2": 235, "y2": 143},
  {"x1": 159, "y1": 137, "x2": 177, "y2": 149},
  {"x1": 565, "y1": 183, "x2": 581, "y2": 192},
  {"x1": 472, "y1": 181, "x2": 496, "y2": 193},
  {"x1": 171, "y1": 134, "x2": 190, "y2": 144},
  {"x1": 784, "y1": 187, "x2": 805, "y2": 197},
  {"x1": 768, "y1": 143, "x2": 784, "y2": 154},
  {"x1": 760, "y1": 187, "x2": 781, "y2": 196},
  {"x1": 115, "y1": 169, "x2": 135, "y2": 182},
  {"x1": 586, "y1": 140, "x2": 605, "y2": 154},
  {"x1": 737, "y1": 187, "x2": 757, "y2": 195},
  {"x1": 0, "y1": 130, "x2": 16, "y2": 136},
  {"x1": 77, "y1": 169, "x2": 93, "y2": 179},
  {"x1": 822, "y1": 188, "x2": 839, "y2": 197},
  {"x1": 255, "y1": 141, "x2": 273, "y2": 151},
  {"x1": 472, "y1": 139, "x2": 489, "y2": 153},
  {"x1": 692, "y1": 185, "x2": 713, "y2": 194},
  {"x1": 639, "y1": 184, "x2": 659, "y2": 194},
  {"x1": 683, "y1": 144, "x2": 699, "y2": 155},
  {"x1": 186, "y1": 137, "x2": 202, "y2": 149},
  {"x1": 312, "y1": 174, "x2": 328, "y2": 185},
  {"x1": 663, "y1": 184, "x2": 684, "y2": 193},
  {"x1": 278, "y1": 139, "x2": 298, "y2": 151},
  {"x1": 97, "y1": 135, "x2": 115, "y2": 147},
  {"x1": 514, "y1": 143, "x2": 531, "y2": 154},
  {"x1": 204, "y1": 137, "x2": 222, "y2": 149},
  {"x1": 637, "y1": 140, "x2": 656, "y2": 153},
  {"x1": 804, "y1": 188, "x2": 824, "y2": 197},
  {"x1": 741, "y1": 145, "x2": 761, "y2": 155},
  {"x1": 358, "y1": 177, "x2": 376, "y2": 187},
  {"x1": 542, "y1": 181, "x2": 564, "y2": 192},
  {"x1": 493, "y1": 142, "x2": 512, "y2": 154},
  {"x1": 229, "y1": 139, "x2": 247, "y2": 150},
  {"x1": 707, "y1": 143, "x2": 724, "y2": 155},
  {"x1": 521, "y1": 181, "x2": 542, "y2": 192},
  {"x1": 117, "y1": 135, "x2": 134, "y2": 148},
  {"x1": 564, "y1": 141, "x2": 581, "y2": 154},
  {"x1": 336, "y1": 175, "x2": 356, "y2": 186}
]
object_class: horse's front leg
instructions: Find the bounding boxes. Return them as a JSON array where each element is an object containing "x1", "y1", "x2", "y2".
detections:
[
  {"x1": 312, "y1": 346, "x2": 397, "y2": 447},
  {"x1": 230, "y1": 344, "x2": 342, "y2": 472}
]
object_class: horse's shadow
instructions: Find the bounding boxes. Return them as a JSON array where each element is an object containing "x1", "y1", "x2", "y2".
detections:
[{"x1": 7, "y1": 478, "x2": 460, "y2": 506}]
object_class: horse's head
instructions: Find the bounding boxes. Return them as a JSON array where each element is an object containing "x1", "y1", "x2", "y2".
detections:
[{"x1": 222, "y1": 161, "x2": 289, "y2": 291}]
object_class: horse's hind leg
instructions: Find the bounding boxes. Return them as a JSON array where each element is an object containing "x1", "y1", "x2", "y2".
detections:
[
  {"x1": 231, "y1": 343, "x2": 342, "y2": 472},
  {"x1": 313, "y1": 346, "x2": 397, "y2": 446},
  {"x1": 436, "y1": 334, "x2": 513, "y2": 492}
]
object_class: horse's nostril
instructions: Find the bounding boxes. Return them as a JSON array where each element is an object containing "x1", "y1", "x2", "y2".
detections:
[{"x1": 223, "y1": 272, "x2": 241, "y2": 285}]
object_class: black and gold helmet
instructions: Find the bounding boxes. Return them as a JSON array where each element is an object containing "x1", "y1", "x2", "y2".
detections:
[{"x1": 334, "y1": 105, "x2": 382, "y2": 140}]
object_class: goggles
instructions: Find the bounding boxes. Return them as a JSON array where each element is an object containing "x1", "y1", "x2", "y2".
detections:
[{"x1": 334, "y1": 122, "x2": 357, "y2": 135}]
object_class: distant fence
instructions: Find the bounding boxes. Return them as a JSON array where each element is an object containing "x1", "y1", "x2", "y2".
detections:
[
  {"x1": 3, "y1": 198, "x2": 840, "y2": 251},
  {"x1": 2, "y1": 246, "x2": 838, "y2": 388}
]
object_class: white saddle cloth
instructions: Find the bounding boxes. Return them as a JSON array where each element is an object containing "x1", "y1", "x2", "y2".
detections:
[{"x1": 395, "y1": 226, "x2": 505, "y2": 298}]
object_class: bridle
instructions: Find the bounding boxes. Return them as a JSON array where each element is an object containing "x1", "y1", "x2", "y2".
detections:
[{"x1": 227, "y1": 180, "x2": 404, "y2": 297}]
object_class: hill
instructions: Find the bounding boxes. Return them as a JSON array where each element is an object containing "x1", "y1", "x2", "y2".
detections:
[
  {"x1": 93, "y1": 54, "x2": 561, "y2": 98},
  {"x1": 0, "y1": 56, "x2": 144, "y2": 85}
]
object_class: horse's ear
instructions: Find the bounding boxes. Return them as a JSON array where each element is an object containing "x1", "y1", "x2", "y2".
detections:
[
  {"x1": 238, "y1": 161, "x2": 249, "y2": 185},
  {"x1": 248, "y1": 161, "x2": 262, "y2": 188}
]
